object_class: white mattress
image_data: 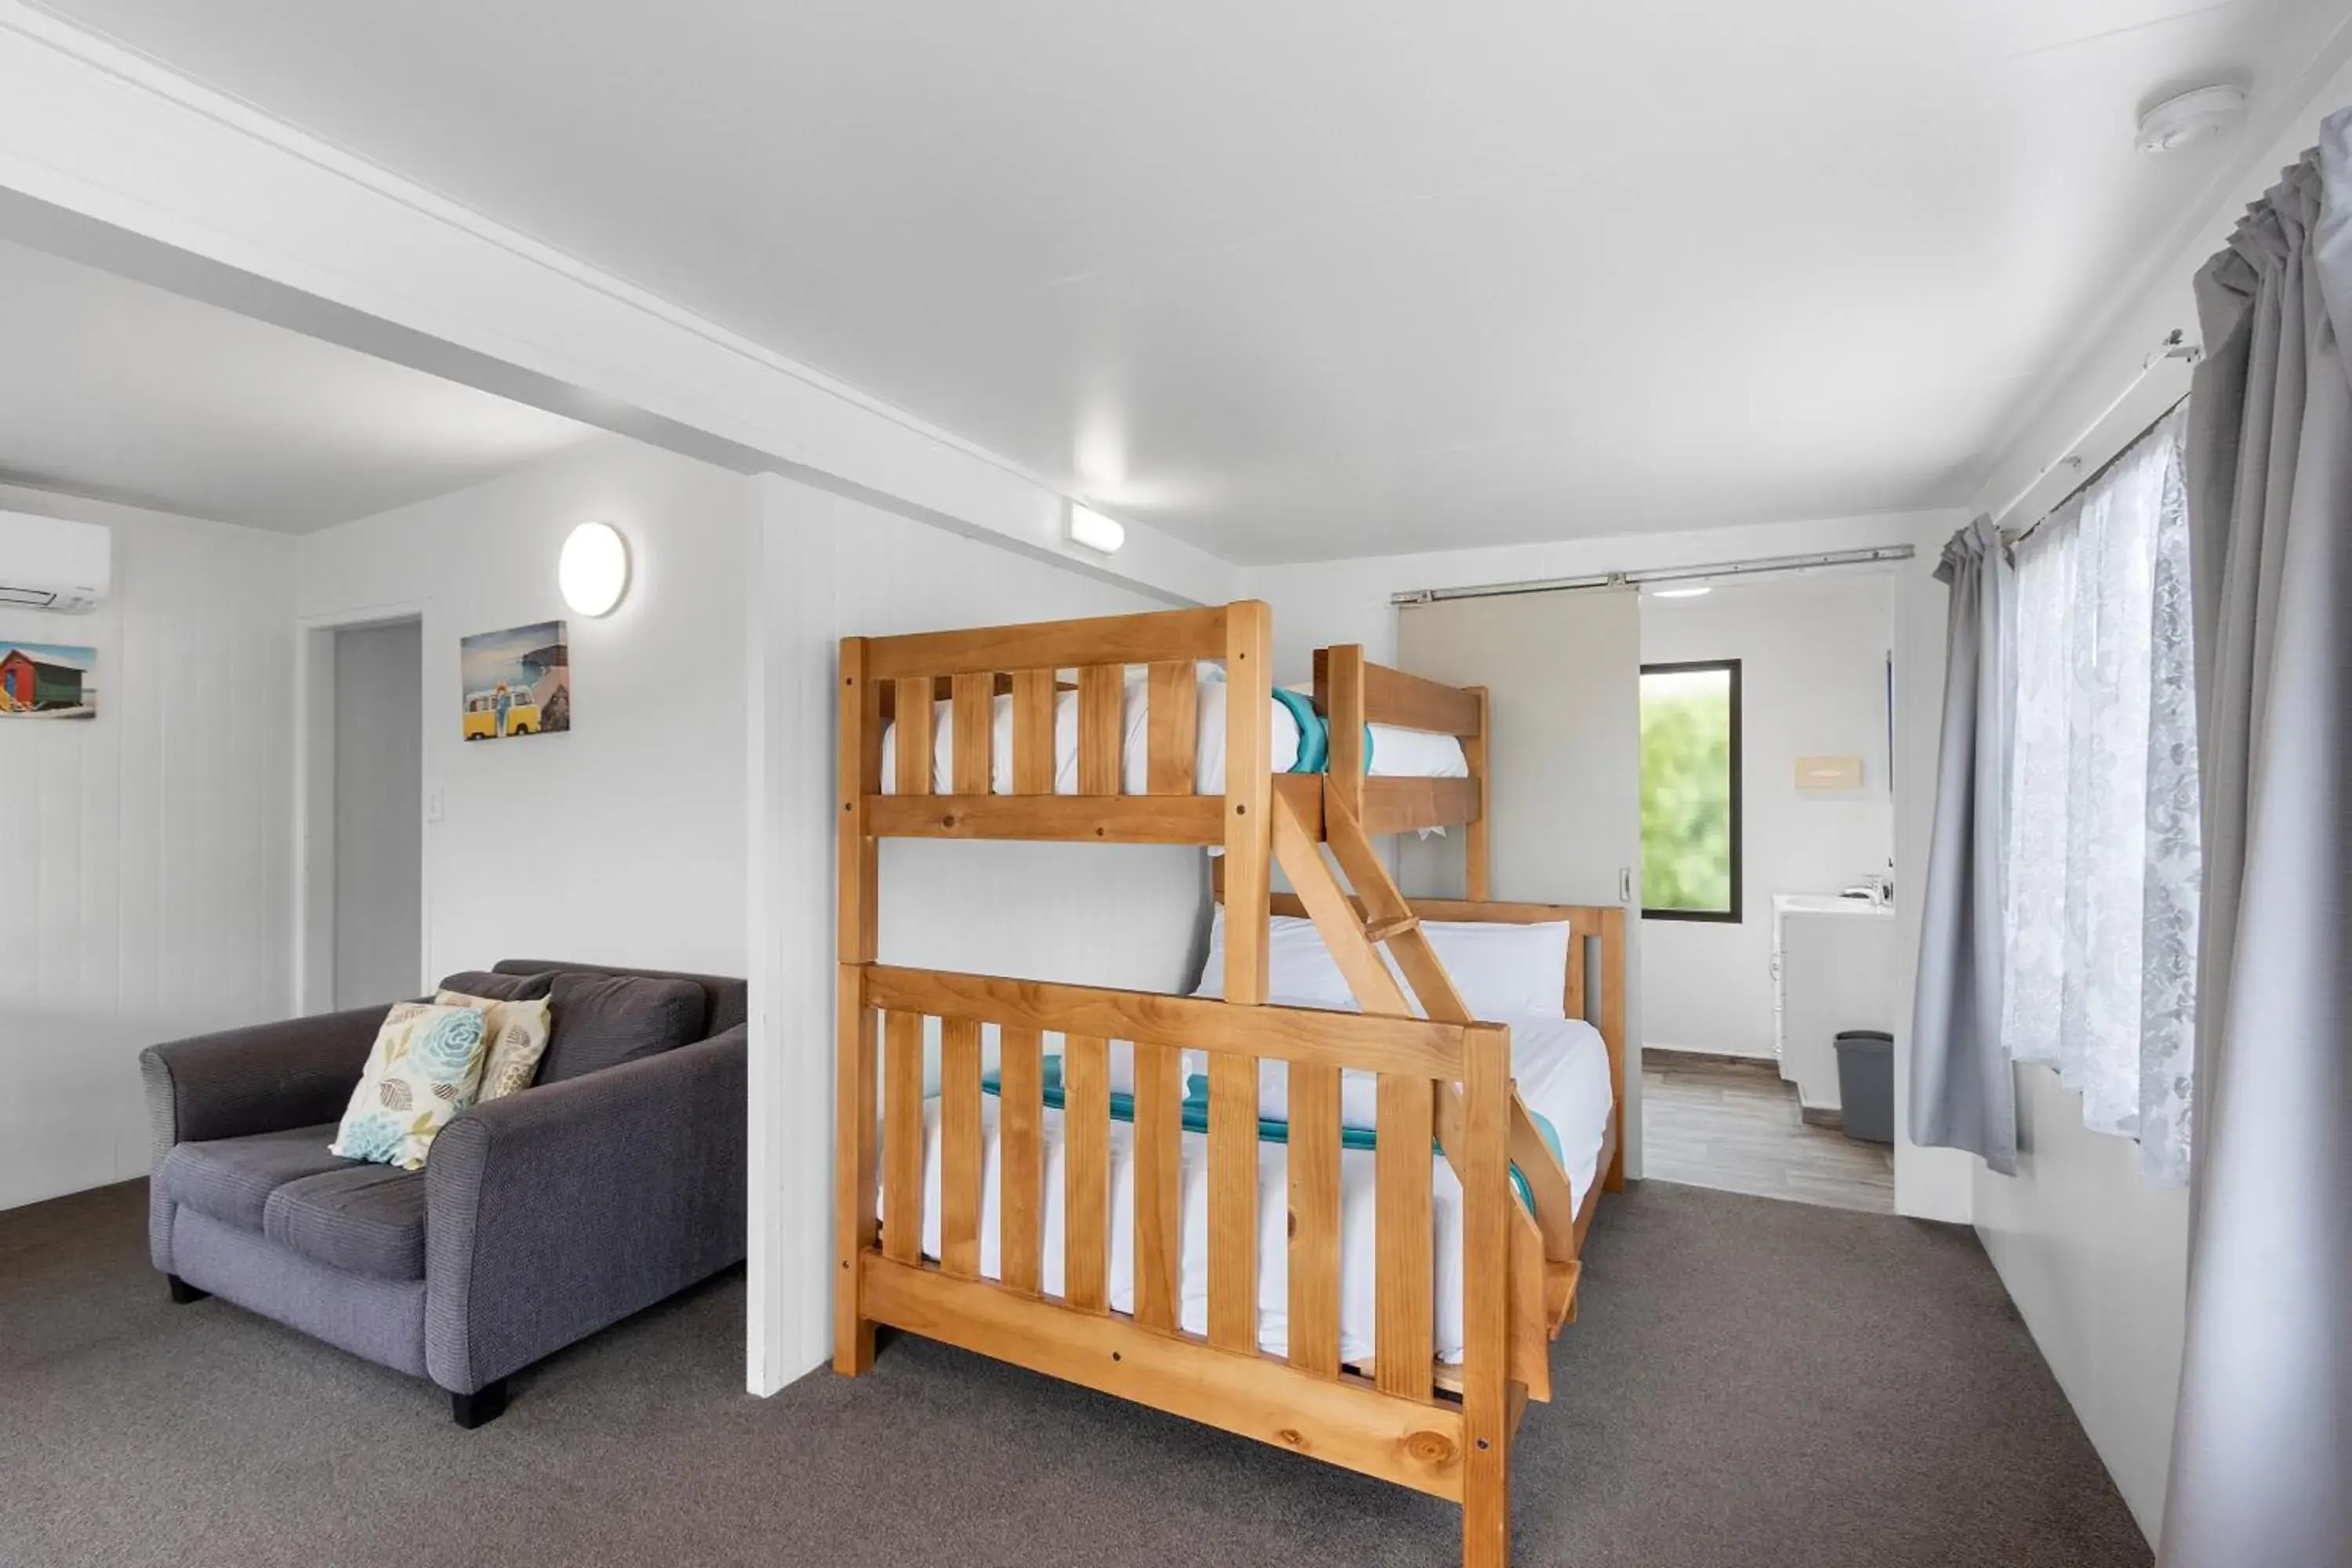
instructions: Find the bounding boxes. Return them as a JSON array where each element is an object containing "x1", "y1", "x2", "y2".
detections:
[
  {"x1": 884, "y1": 1011, "x2": 1611, "y2": 1365},
  {"x1": 879, "y1": 670, "x2": 1469, "y2": 793}
]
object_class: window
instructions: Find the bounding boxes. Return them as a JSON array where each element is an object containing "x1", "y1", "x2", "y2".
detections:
[
  {"x1": 2001, "y1": 403, "x2": 2199, "y2": 1184},
  {"x1": 1640, "y1": 659, "x2": 1741, "y2": 921}
]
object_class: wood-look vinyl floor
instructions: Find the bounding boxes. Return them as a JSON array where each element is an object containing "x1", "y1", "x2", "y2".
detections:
[{"x1": 1642, "y1": 1054, "x2": 1894, "y2": 1214}]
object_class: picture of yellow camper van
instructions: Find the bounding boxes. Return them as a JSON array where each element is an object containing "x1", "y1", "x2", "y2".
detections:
[
  {"x1": 462, "y1": 687, "x2": 540, "y2": 740},
  {"x1": 456, "y1": 620, "x2": 569, "y2": 742}
]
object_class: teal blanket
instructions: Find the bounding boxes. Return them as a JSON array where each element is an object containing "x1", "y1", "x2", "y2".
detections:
[
  {"x1": 978, "y1": 1055, "x2": 1559, "y2": 1220},
  {"x1": 1269, "y1": 686, "x2": 1374, "y2": 775}
]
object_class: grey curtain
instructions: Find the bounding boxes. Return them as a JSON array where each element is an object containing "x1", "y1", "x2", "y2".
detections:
[
  {"x1": 1907, "y1": 515, "x2": 2016, "y2": 1174},
  {"x1": 2159, "y1": 114, "x2": 2352, "y2": 1568}
]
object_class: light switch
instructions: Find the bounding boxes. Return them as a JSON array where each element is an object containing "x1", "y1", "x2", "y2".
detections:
[{"x1": 426, "y1": 786, "x2": 445, "y2": 823}]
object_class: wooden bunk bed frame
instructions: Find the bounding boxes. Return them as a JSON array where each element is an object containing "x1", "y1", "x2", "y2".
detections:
[{"x1": 835, "y1": 599, "x2": 1626, "y2": 1568}]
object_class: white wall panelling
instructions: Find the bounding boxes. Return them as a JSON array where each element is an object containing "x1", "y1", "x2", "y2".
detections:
[
  {"x1": 746, "y1": 471, "x2": 1210, "y2": 1394},
  {"x1": 1639, "y1": 572, "x2": 1897, "y2": 1060},
  {"x1": 0, "y1": 486, "x2": 296, "y2": 1210},
  {"x1": 297, "y1": 435, "x2": 753, "y2": 982},
  {"x1": 1975, "y1": 1065, "x2": 2190, "y2": 1540}
]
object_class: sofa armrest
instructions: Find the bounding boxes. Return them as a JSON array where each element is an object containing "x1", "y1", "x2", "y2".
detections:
[
  {"x1": 140, "y1": 1006, "x2": 384, "y2": 1157},
  {"x1": 422, "y1": 1025, "x2": 747, "y2": 1394}
]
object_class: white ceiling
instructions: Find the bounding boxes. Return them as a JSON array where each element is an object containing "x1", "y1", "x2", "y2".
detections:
[
  {"x1": 0, "y1": 238, "x2": 590, "y2": 531},
  {"x1": 34, "y1": 0, "x2": 2349, "y2": 561}
]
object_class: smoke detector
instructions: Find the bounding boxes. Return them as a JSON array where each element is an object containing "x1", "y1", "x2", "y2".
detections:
[{"x1": 2136, "y1": 85, "x2": 2246, "y2": 154}]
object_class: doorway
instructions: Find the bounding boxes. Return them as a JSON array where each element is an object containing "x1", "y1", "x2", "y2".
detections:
[
  {"x1": 1637, "y1": 570, "x2": 1898, "y2": 1214},
  {"x1": 298, "y1": 612, "x2": 425, "y2": 1011}
]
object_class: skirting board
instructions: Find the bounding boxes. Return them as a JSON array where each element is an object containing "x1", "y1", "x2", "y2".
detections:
[{"x1": 1642, "y1": 1046, "x2": 1779, "y2": 1070}]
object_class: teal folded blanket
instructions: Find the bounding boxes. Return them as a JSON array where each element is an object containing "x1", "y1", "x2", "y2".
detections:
[
  {"x1": 978, "y1": 1056, "x2": 1558, "y2": 1220},
  {"x1": 1269, "y1": 686, "x2": 1374, "y2": 776}
]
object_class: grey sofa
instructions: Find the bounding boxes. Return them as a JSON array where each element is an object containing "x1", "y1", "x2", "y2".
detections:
[{"x1": 140, "y1": 960, "x2": 746, "y2": 1427}]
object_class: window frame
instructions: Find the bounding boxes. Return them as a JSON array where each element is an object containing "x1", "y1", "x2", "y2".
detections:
[{"x1": 1639, "y1": 657, "x2": 1744, "y2": 924}]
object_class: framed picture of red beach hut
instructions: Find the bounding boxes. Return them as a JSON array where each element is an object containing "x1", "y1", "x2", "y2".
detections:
[{"x1": 0, "y1": 641, "x2": 96, "y2": 720}]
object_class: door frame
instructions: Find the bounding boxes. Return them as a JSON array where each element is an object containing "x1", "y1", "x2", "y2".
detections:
[{"x1": 293, "y1": 601, "x2": 430, "y2": 1014}]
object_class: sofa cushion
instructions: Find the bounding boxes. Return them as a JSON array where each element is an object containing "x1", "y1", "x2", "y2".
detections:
[
  {"x1": 538, "y1": 973, "x2": 706, "y2": 1083},
  {"x1": 329, "y1": 1002, "x2": 495, "y2": 1170},
  {"x1": 437, "y1": 969, "x2": 554, "y2": 1003},
  {"x1": 437, "y1": 988, "x2": 553, "y2": 1103},
  {"x1": 157, "y1": 1123, "x2": 353, "y2": 1234},
  {"x1": 263, "y1": 1163, "x2": 428, "y2": 1282}
]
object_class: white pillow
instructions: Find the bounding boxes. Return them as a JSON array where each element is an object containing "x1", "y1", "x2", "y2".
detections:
[
  {"x1": 1184, "y1": 908, "x2": 1572, "y2": 1128},
  {"x1": 1418, "y1": 919, "x2": 1571, "y2": 1020},
  {"x1": 1190, "y1": 907, "x2": 1358, "y2": 1007},
  {"x1": 1194, "y1": 906, "x2": 1570, "y2": 1020}
]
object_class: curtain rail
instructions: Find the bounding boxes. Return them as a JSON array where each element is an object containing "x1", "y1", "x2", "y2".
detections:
[
  {"x1": 1991, "y1": 331, "x2": 2201, "y2": 531},
  {"x1": 1389, "y1": 545, "x2": 1915, "y2": 607}
]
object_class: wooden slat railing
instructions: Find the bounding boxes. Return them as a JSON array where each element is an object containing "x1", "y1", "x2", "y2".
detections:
[
  {"x1": 1000, "y1": 1023, "x2": 1044, "y2": 1294},
  {"x1": 853, "y1": 603, "x2": 1269, "y2": 849},
  {"x1": 851, "y1": 968, "x2": 1505, "y2": 1400},
  {"x1": 1133, "y1": 1039, "x2": 1183, "y2": 1330},
  {"x1": 940, "y1": 1017, "x2": 983, "y2": 1278},
  {"x1": 881, "y1": 1009, "x2": 924, "y2": 1265},
  {"x1": 1064, "y1": 1033, "x2": 1111, "y2": 1312}
]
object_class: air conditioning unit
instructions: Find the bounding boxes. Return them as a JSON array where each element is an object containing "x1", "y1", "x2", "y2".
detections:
[{"x1": 0, "y1": 513, "x2": 111, "y2": 614}]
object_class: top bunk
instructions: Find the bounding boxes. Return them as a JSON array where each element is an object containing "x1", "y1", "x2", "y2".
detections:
[{"x1": 839, "y1": 600, "x2": 1488, "y2": 861}]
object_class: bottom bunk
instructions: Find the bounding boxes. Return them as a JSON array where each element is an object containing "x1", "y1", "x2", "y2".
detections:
[
  {"x1": 880, "y1": 1009, "x2": 1613, "y2": 1367},
  {"x1": 833, "y1": 899, "x2": 1624, "y2": 1568}
]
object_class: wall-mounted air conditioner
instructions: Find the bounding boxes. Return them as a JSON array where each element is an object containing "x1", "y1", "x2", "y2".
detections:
[{"x1": 0, "y1": 513, "x2": 112, "y2": 614}]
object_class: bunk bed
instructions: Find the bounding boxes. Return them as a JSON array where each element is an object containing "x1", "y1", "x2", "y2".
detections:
[{"x1": 835, "y1": 600, "x2": 1625, "y2": 1568}]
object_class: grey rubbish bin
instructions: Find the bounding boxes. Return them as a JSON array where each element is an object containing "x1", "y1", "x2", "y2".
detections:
[{"x1": 1834, "y1": 1029, "x2": 1894, "y2": 1145}]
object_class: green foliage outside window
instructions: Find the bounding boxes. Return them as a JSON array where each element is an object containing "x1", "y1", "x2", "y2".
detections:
[{"x1": 1641, "y1": 666, "x2": 1736, "y2": 915}]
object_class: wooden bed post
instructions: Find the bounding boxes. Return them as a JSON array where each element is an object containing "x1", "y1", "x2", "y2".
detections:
[
  {"x1": 1460, "y1": 1021, "x2": 1514, "y2": 1568},
  {"x1": 1222, "y1": 602, "x2": 1272, "y2": 1005},
  {"x1": 1599, "y1": 905, "x2": 1628, "y2": 1194},
  {"x1": 835, "y1": 636, "x2": 882, "y2": 1374},
  {"x1": 1317, "y1": 644, "x2": 1367, "y2": 830}
]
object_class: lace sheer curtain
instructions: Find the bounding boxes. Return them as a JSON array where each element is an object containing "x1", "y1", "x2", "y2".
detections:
[{"x1": 2000, "y1": 404, "x2": 2200, "y2": 1184}]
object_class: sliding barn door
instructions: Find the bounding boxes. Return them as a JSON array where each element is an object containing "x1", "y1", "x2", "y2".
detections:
[{"x1": 1396, "y1": 586, "x2": 1642, "y2": 1174}]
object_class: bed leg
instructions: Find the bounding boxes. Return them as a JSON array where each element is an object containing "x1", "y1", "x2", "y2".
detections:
[
  {"x1": 836, "y1": 1313, "x2": 876, "y2": 1377},
  {"x1": 1463, "y1": 1435, "x2": 1509, "y2": 1568},
  {"x1": 834, "y1": 959, "x2": 880, "y2": 1377}
]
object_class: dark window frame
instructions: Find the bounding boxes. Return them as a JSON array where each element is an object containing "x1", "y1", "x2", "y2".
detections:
[{"x1": 1639, "y1": 657, "x2": 1744, "y2": 924}]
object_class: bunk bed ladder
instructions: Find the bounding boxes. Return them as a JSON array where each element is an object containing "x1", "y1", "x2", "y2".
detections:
[{"x1": 1271, "y1": 789, "x2": 1585, "y2": 1344}]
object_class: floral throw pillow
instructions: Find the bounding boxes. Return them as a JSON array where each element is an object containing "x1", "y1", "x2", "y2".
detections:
[
  {"x1": 330, "y1": 1002, "x2": 493, "y2": 1169},
  {"x1": 435, "y1": 989, "x2": 552, "y2": 1102}
]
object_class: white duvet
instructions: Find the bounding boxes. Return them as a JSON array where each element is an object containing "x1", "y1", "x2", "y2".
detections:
[
  {"x1": 879, "y1": 670, "x2": 1469, "y2": 793},
  {"x1": 883, "y1": 1011, "x2": 1611, "y2": 1366}
]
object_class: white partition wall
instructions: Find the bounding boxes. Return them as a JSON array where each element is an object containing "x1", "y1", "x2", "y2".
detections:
[{"x1": 1396, "y1": 586, "x2": 1642, "y2": 1176}]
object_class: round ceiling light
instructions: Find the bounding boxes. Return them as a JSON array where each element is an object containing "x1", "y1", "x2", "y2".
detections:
[
  {"x1": 559, "y1": 521, "x2": 630, "y2": 617},
  {"x1": 2136, "y1": 85, "x2": 2246, "y2": 154}
]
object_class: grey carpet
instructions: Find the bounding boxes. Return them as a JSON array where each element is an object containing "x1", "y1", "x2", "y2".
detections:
[{"x1": 0, "y1": 1178, "x2": 2150, "y2": 1567}]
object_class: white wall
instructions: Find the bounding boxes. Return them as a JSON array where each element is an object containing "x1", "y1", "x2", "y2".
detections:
[
  {"x1": 747, "y1": 470, "x2": 1213, "y2": 1392},
  {"x1": 1976, "y1": 1065, "x2": 2190, "y2": 1539},
  {"x1": 297, "y1": 434, "x2": 753, "y2": 982},
  {"x1": 1956, "y1": 54, "x2": 2352, "y2": 1550},
  {"x1": 1640, "y1": 572, "x2": 1896, "y2": 1058},
  {"x1": 1243, "y1": 508, "x2": 1979, "y2": 1222},
  {"x1": 0, "y1": 487, "x2": 296, "y2": 1210}
]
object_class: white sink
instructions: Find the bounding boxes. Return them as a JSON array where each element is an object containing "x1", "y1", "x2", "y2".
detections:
[{"x1": 1773, "y1": 891, "x2": 1893, "y2": 916}]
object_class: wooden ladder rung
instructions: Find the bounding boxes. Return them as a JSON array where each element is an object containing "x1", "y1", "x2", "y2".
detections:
[
  {"x1": 1363, "y1": 914, "x2": 1420, "y2": 943},
  {"x1": 1543, "y1": 1259, "x2": 1581, "y2": 1339}
]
